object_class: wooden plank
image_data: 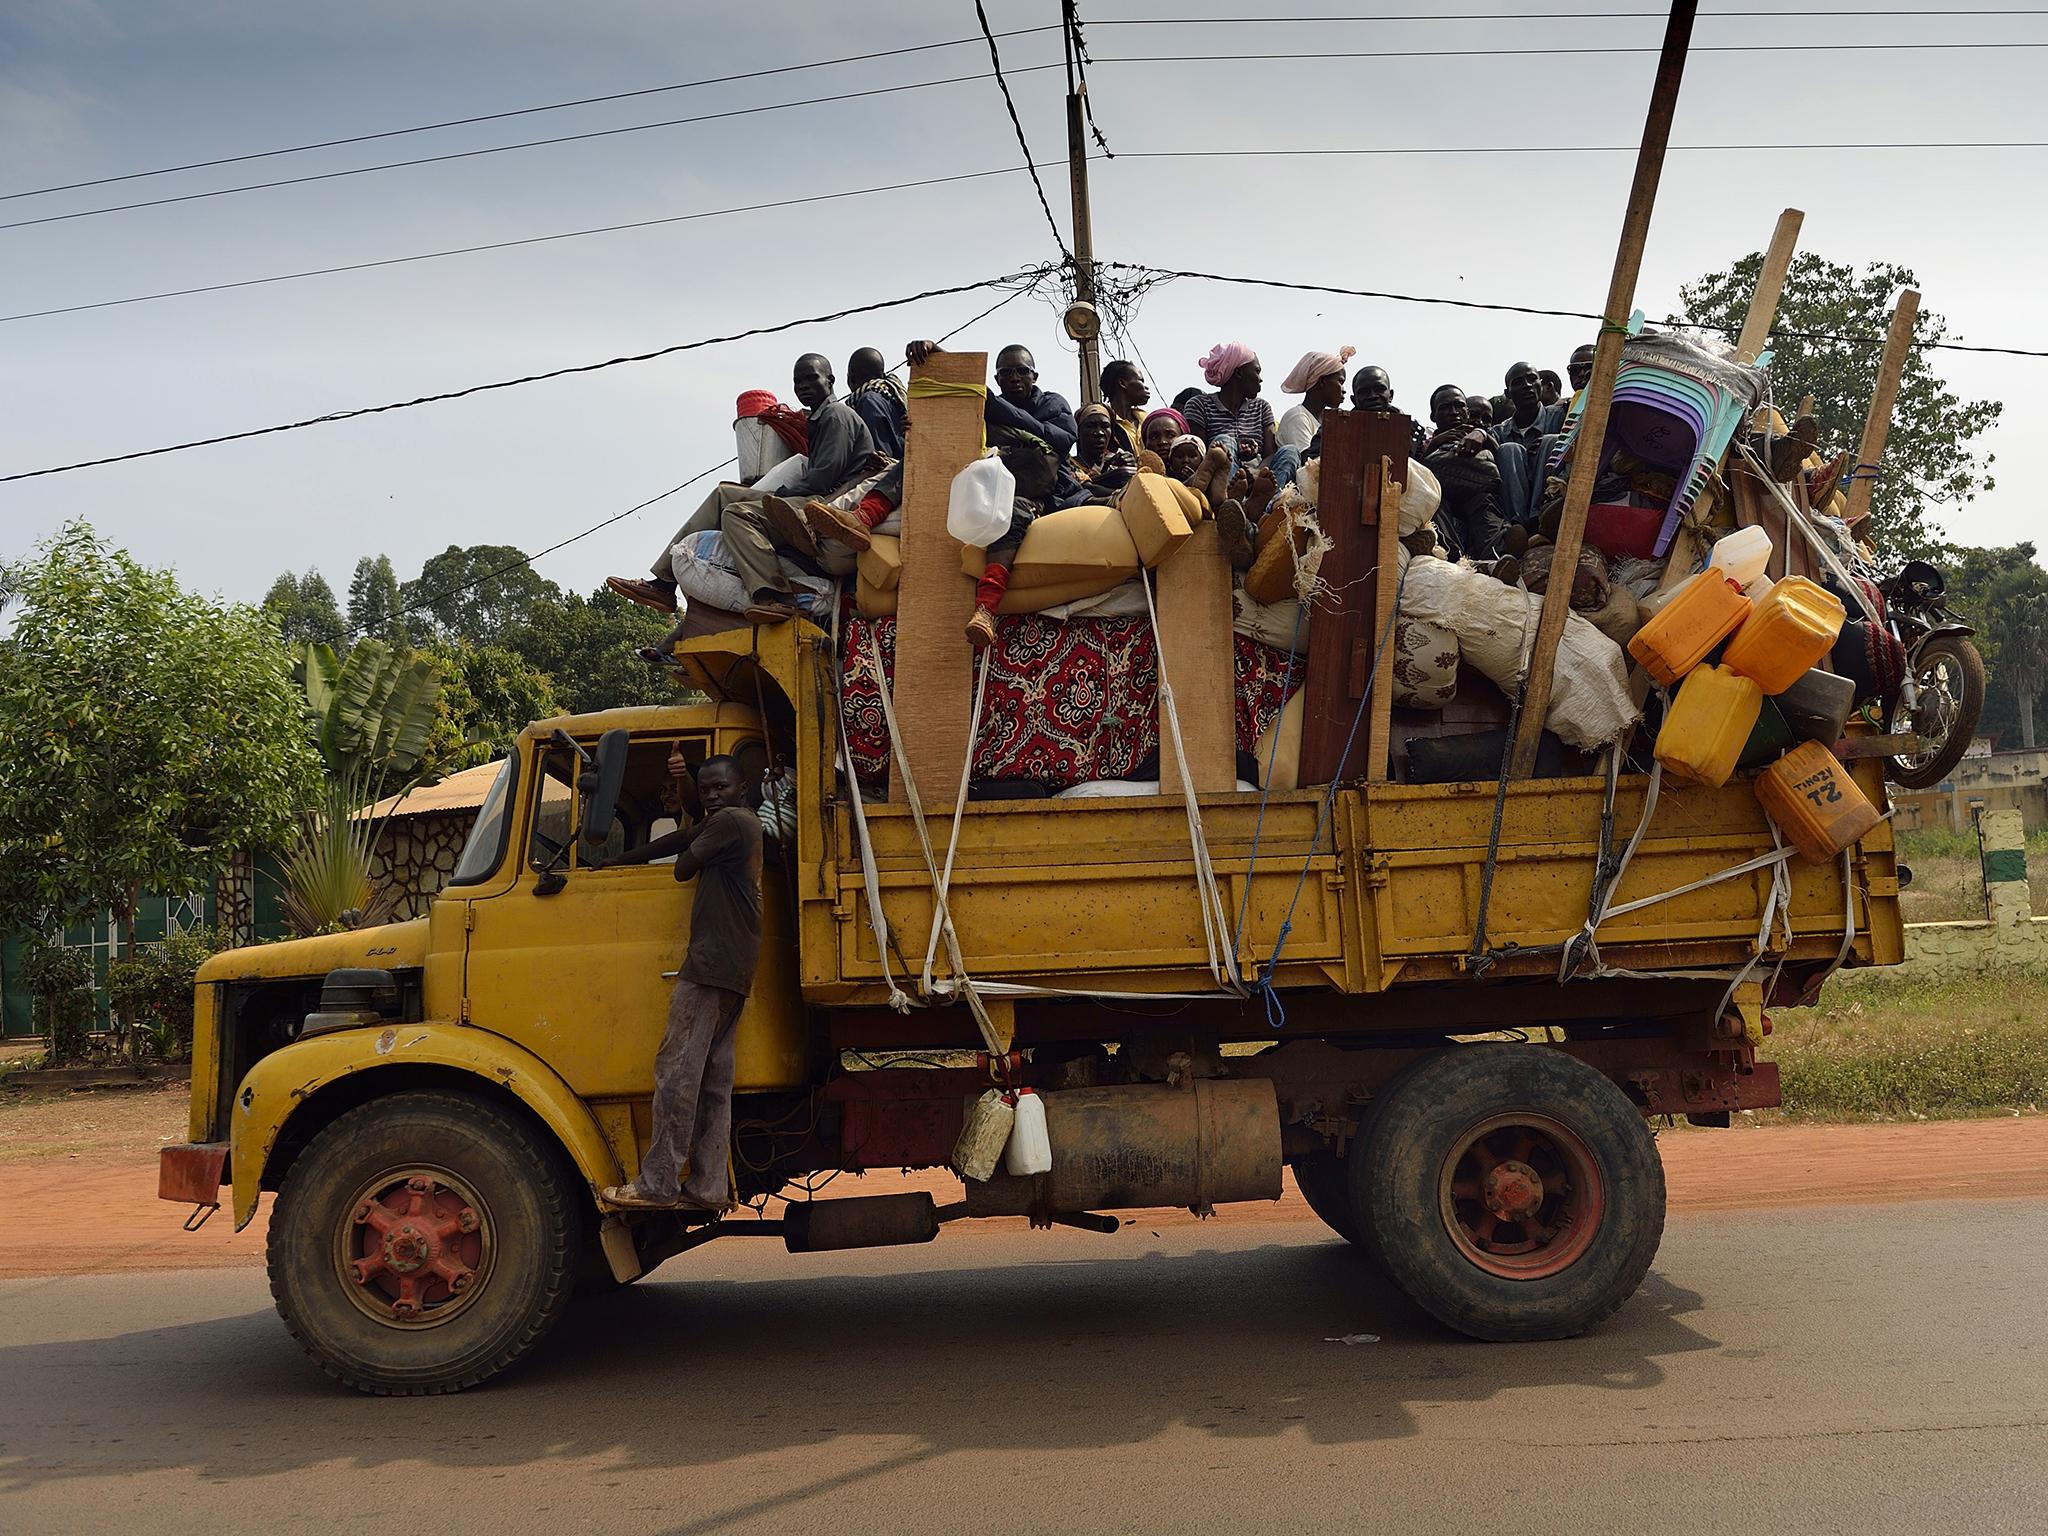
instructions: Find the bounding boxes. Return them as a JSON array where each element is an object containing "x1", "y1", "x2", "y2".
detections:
[
  {"x1": 1845, "y1": 289, "x2": 1920, "y2": 528},
  {"x1": 1299, "y1": 409, "x2": 1410, "y2": 785},
  {"x1": 1366, "y1": 454, "x2": 1405, "y2": 784},
  {"x1": 1734, "y1": 208, "x2": 1804, "y2": 363},
  {"x1": 1156, "y1": 521, "x2": 1237, "y2": 795},
  {"x1": 890, "y1": 351, "x2": 988, "y2": 806},
  {"x1": 1510, "y1": 0, "x2": 1699, "y2": 779}
]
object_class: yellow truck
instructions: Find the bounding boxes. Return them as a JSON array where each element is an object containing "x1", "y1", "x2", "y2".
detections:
[{"x1": 159, "y1": 416, "x2": 1902, "y2": 1395}]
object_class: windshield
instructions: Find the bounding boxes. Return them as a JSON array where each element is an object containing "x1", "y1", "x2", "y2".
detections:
[{"x1": 447, "y1": 756, "x2": 517, "y2": 886}]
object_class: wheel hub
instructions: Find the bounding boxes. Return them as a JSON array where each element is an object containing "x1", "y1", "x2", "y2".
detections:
[
  {"x1": 345, "y1": 1173, "x2": 486, "y2": 1323},
  {"x1": 1482, "y1": 1159, "x2": 1546, "y2": 1221}
]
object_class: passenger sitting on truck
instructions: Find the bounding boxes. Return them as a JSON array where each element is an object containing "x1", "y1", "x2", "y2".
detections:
[
  {"x1": 1074, "y1": 402, "x2": 1139, "y2": 497},
  {"x1": 1165, "y1": 434, "x2": 1207, "y2": 484},
  {"x1": 1181, "y1": 342, "x2": 1277, "y2": 464},
  {"x1": 905, "y1": 339, "x2": 1079, "y2": 456},
  {"x1": 597, "y1": 754, "x2": 763, "y2": 1215},
  {"x1": 609, "y1": 352, "x2": 875, "y2": 624},
  {"x1": 1100, "y1": 359, "x2": 1151, "y2": 455},
  {"x1": 1141, "y1": 407, "x2": 1187, "y2": 463},
  {"x1": 844, "y1": 347, "x2": 907, "y2": 460},
  {"x1": 1421, "y1": 385, "x2": 1511, "y2": 562},
  {"x1": 966, "y1": 439, "x2": 1060, "y2": 652}
]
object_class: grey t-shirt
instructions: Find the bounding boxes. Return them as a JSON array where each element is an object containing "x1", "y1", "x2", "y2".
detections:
[{"x1": 681, "y1": 806, "x2": 763, "y2": 995}]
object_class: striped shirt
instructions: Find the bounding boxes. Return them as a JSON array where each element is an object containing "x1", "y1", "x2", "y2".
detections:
[{"x1": 1181, "y1": 392, "x2": 1276, "y2": 454}]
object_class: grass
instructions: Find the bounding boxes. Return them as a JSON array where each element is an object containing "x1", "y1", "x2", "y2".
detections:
[
  {"x1": 1893, "y1": 828, "x2": 2048, "y2": 924},
  {"x1": 1767, "y1": 967, "x2": 2048, "y2": 1120}
]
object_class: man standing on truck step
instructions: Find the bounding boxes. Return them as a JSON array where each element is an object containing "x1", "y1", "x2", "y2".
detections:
[
  {"x1": 596, "y1": 754, "x2": 764, "y2": 1213},
  {"x1": 607, "y1": 352, "x2": 875, "y2": 626}
]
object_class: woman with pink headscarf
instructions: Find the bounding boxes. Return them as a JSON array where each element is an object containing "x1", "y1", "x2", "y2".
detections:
[{"x1": 1180, "y1": 342, "x2": 1277, "y2": 465}]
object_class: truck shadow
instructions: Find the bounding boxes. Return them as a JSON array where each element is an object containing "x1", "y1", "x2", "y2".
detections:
[{"x1": 0, "y1": 1228, "x2": 1717, "y2": 1498}]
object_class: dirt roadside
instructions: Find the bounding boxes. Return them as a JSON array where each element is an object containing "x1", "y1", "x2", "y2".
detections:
[{"x1": 6, "y1": 1081, "x2": 2048, "y2": 1281}]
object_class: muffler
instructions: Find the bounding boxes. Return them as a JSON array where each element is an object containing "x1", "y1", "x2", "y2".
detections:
[{"x1": 962, "y1": 1079, "x2": 1281, "y2": 1218}]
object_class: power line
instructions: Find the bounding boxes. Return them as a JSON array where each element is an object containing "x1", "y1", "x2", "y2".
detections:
[
  {"x1": 0, "y1": 268, "x2": 1056, "y2": 485},
  {"x1": 0, "y1": 164, "x2": 1052, "y2": 325},
  {"x1": 22, "y1": 135, "x2": 2043, "y2": 329},
  {"x1": 1092, "y1": 8, "x2": 2048, "y2": 21},
  {"x1": 973, "y1": 0, "x2": 1072, "y2": 258},
  {"x1": 0, "y1": 28, "x2": 1060, "y2": 204},
  {"x1": 370, "y1": 280, "x2": 1035, "y2": 636},
  {"x1": 0, "y1": 65, "x2": 1062, "y2": 235},
  {"x1": 1095, "y1": 41, "x2": 2048, "y2": 64},
  {"x1": 1102, "y1": 261, "x2": 2048, "y2": 359}
]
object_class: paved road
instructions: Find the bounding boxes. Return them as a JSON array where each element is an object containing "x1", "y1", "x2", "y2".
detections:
[{"x1": 2, "y1": 1200, "x2": 2042, "y2": 1535}]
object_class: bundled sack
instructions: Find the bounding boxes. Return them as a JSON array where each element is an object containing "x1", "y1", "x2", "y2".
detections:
[
  {"x1": 1391, "y1": 614, "x2": 1460, "y2": 709},
  {"x1": 1399, "y1": 555, "x2": 1638, "y2": 750},
  {"x1": 671, "y1": 529, "x2": 833, "y2": 616},
  {"x1": 1118, "y1": 472, "x2": 1207, "y2": 567},
  {"x1": 1233, "y1": 585, "x2": 1309, "y2": 654},
  {"x1": 1519, "y1": 542, "x2": 1644, "y2": 650}
]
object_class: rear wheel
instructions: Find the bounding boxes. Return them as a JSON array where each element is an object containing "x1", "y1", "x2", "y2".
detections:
[
  {"x1": 1887, "y1": 634, "x2": 1985, "y2": 789},
  {"x1": 1291, "y1": 1152, "x2": 1362, "y2": 1245},
  {"x1": 267, "y1": 1091, "x2": 582, "y2": 1394},
  {"x1": 1352, "y1": 1044, "x2": 1663, "y2": 1342}
]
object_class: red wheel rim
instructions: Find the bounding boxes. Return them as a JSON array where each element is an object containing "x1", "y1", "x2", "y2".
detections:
[
  {"x1": 334, "y1": 1166, "x2": 494, "y2": 1329},
  {"x1": 1437, "y1": 1112, "x2": 1604, "y2": 1280}
]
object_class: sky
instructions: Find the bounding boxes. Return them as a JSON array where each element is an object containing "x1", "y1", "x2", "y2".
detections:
[{"x1": 3, "y1": 0, "x2": 2042, "y2": 616}]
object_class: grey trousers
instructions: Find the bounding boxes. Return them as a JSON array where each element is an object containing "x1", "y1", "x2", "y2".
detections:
[
  {"x1": 633, "y1": 978, "x2": 746, "y2": 1205},
  {"x1": 653, "y1": 483, "x2": 793, "y2": 602}
]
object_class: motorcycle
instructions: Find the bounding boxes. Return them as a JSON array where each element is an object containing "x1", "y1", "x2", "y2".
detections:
[{"x1": 1878, "y1": 559, "x2": 1986, "y2": 790}]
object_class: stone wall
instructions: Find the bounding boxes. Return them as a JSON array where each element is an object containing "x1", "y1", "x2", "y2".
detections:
[{"x1": 369, "y1": 813, "x2": 474, "y2": 921}]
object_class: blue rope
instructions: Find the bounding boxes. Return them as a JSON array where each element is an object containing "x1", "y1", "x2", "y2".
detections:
[{"x1": 1246, "y1": 558, "x2": 1412, "y2": 1029}]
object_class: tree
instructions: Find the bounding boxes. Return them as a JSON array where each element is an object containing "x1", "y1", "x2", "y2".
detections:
[
  {"x1": 1947, "y1": 544, "x2": 2048, "y2": 750},
  {"x1": 0, "y1": 525, "x2": 316, "y2": 1045},
  {"x1": 278, "y1": 639, "x2": 444, "y2": 934},
  {"x1": 401, "y1": 544, "x2": 561, "y2": 649},
  {"x1": 1672, "y1": 251, "x2": 2001, "y2": 560},
  {"x1": 417, "y1": 640, "x2": 563, "y2": 776},
  {"x1": 502, "y1": 586, "x2": 677, "y2": 715},
  {"x1": 346, "y1": 555, "x2": 408, "y2": 646},
  {"x1": 262, "y1": 569, "x2": 346, "y2": 650}
]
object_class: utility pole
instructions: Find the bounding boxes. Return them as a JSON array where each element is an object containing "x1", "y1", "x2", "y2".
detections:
[{"x1": 1061, "y1": 0, "x2": 1102, "y2": 406}]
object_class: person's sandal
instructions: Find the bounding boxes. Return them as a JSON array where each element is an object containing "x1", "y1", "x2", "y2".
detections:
[
  {"x1": 606, "y1": 576, "x2": 678, "y2": 613},
  {"x1": 599, "y1": 1184, "x2": 684, "y2": 1211},
  {"x1": 803, "y1": 498, "x2": 872, "y2": 551},
  {"x1": 965, "y1": 606, "x2": 998, "y2": 651}
]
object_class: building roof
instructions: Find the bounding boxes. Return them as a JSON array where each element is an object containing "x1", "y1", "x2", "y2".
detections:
[{"x1": 359, "y1": 758, "x2": 565, "y2": 821}]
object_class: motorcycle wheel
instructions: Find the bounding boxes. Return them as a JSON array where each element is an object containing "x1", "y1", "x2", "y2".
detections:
[{"x1": 1886, "y1": 634, "x2": 1986, "y2": 790}]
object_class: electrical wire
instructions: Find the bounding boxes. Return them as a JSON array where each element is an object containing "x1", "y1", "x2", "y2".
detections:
[
  {"x1": 1, "y1": 267, "x2": 1055, "y2": 486},
  {"x1": 973, "y1": 0, "x2": 1073, "y2": 259},
  {"x1": 1099, "y1": 261, "x2": 2048, "y2": 358},
  {"x1": 1092, "y1": 8, "x2": 2048, "y2": 22},
  {"x1": 0, "y1": 27, "x2": 1062, "y2": 204},
  {"x1": 1093, "y1": 40, "x2": 2048, "y2": 63},
  {"x1": 362, "y1": 277, "x2": 1036, "y2": 636},
  {"x1": 0, "y1": 65, "x2": 1063, "y2": 235}
]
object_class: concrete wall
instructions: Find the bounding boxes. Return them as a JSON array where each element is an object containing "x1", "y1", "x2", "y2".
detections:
[
  {"x1": 1892, "y1": 748, "x2": 2048, "y2": 833},
  {"x1": 1902, "y1": 808, "x2": 2048, "y2": 972}
]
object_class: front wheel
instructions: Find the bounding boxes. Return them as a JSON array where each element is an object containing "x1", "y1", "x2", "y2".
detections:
[
  {"x1": 1351, "y1": 1044, "x2": 1664, "y2": 1342},
  {"x1": 267, "y1": 1091, "x2": 582, "y2": 1394},
  {"x1": 1887, "y1": 634, "x2": 1985, "y2": 790}
]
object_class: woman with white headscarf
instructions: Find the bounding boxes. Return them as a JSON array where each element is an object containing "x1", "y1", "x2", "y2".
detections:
[{"x1": 1276, "y1": 346, "x2": 1355, "y2": 452}]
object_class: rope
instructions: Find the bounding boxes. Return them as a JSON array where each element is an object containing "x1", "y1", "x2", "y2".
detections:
[
  {"x1": 1466, "y1": 575, "x2": 1535, "y2": 976},
  {"x1": 922, "y1": 649, "x2": 994, "y2": 992},
  {"x1": 1140, "y1": 569, "x2": 1249, "y2": 996},
  {"x1": 862, "y1": 626, "x2": 1008, "y2": 1061}
]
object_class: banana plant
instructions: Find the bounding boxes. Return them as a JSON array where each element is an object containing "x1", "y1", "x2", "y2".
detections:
[{"x1": 279, "y1": 640, "x2": 445, "y2": 935}]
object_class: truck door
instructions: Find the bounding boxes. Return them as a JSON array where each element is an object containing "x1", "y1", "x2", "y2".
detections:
[{"x1": 459, "y1": 731, "x2": 805, "y2": 1105}]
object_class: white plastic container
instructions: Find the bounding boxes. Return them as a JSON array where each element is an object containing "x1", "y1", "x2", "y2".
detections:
[
  {"x1": 1706, "y1": 525, "x2": 1772, "y2": 595},
  {"x1": 1003, "y1": 1087, "x2": 1052, "y2": 1176},
  {"x1": 947, "y1": 453, "x2": 1017, "y2": 547}
]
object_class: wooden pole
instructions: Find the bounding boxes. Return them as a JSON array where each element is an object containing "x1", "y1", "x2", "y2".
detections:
[
  {"x1": 1734, "y1": 207, "x2": 1804, "y2": 364},
  {"x1": 1061, "y1": 0, "x2": 1101, "y2": 407},
  {"x1": 1508, "y1": 0, "x2": 1698, "y2": 779},
  {"x1": 1844, "y1": 288, "x2": 1920, "y2": 528}
]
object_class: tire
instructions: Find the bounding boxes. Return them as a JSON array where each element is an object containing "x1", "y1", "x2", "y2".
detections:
[
  {"x1": 267, "y1": 1091, "x2": 582, "y2": 1395},
  {"x1": 1291, "y1": 1152, "x2": 1362, "y2": 1245},
  {"x1": 1887, "y1": 634, "x2": 1986, "y2": 790},
  {"x1": 1351, "y1": 1044, "x2": 1664, "y2": 1343}
]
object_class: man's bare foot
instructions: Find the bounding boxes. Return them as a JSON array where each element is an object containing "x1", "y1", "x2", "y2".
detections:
[
  {"x1": 1245, "y1": 465, "x2": 1278, "y2": 524},
  {"x1": 1213, "y1": 498, "x2": 1255, "y2": 570},
  {"x1": 803, "y1": 497, "x2": 872, "y2": 551},
  {"x1": 1198, "y1": 443, "x2": 1233, "y2": 511},
  {"x1": 965, "y1": 606, "x2": 998, "y2": 651},
  {"x1": 607, "y1": 576, "x2": 677, "y2": 613}
]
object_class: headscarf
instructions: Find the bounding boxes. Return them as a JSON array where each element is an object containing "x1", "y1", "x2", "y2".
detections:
[
  {"x1": 1280, "y1": 346, "x2": 1357, "y2": 395},
  {"x1": 1143, "y1": 407, "x2": 1188, "y2": 436},
  {"x1": 1169, "y1": 434, "x2": 1203, "y2": 454},
  {"x1": 1075, "y1": 401, "x2": 1114, "y2": 426},
  {"x1": 1198, "y1": 342, "x2": 1258, "y2": 387}
]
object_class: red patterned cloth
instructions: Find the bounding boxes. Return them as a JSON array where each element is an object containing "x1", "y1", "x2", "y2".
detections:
[{"x1": 840, "y1": 617, "x2": 1302, "y2": 794}]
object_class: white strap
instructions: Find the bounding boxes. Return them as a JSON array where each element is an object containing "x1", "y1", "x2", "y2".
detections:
[{"x1": 825, "y1": 636, "x2": 913, "y2": 1014}]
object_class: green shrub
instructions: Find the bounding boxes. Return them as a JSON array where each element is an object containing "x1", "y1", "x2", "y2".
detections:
[
  {"x1": 106, "y1": 926, "x2": 223, "y2": 1064},
  {"x1": 25, "y1": 939, "x2": 96, "y2": 1065}
]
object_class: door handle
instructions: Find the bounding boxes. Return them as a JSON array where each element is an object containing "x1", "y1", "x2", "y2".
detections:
[{"x1": 661, "y1": 970, "x2": 680, "y2": 979}]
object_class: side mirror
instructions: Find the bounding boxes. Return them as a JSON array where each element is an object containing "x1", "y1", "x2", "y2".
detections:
[{"x1": 576, "y1": 728, "x2": 629, "y2": 864}]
